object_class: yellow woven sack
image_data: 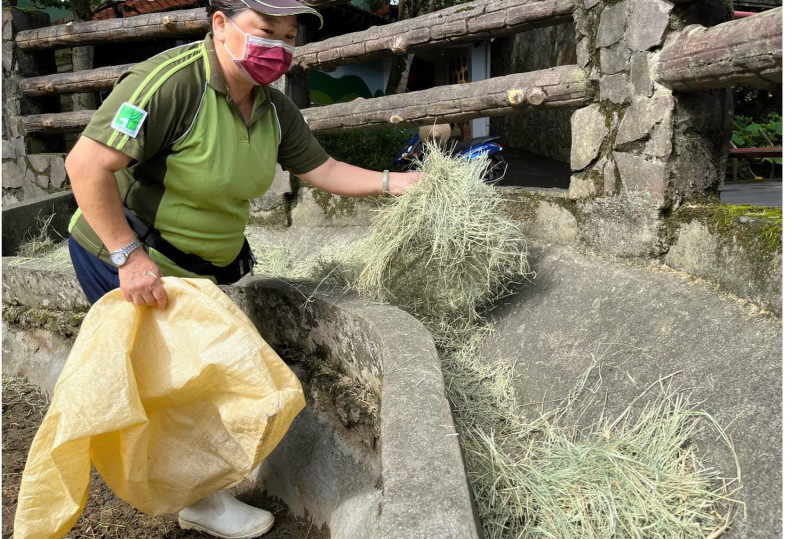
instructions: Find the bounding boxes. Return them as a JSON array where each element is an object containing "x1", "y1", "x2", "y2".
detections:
[{"x1": 13, "y1": 277, "x2": 305, "y2": 538}]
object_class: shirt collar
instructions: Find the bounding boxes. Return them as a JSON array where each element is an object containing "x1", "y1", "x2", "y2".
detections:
[{"x1": 204, "y1": 33, "x2": 230, "y2": 95}]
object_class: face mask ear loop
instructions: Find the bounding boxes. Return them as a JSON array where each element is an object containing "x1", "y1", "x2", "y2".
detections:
[{"x1": 223, "y1": 16, "x2": 247, "y2": 62}]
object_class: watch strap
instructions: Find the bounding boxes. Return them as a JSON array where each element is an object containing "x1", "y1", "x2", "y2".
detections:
[{"x1": 111, "y1": 238, "x2": 142, "y2": 266}]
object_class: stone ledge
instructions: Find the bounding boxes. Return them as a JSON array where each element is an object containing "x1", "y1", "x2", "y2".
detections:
[
  {"x1": 497, "y1": 191, "x2": 782, "y2": 315},
  {"x1": 291, "y1": 187, "x2": 386, "y2": 228},
  {"x1": 1, "y1": 264, "x2": 480, "y2": 539},
  {"x1": 664, "y1": 204, "x2": 782, "y2": 315}
]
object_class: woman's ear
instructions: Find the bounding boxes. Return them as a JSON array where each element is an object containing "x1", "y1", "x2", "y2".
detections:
[{"x1": 211, "y1": 11, "x2": 227, "y2": 41}]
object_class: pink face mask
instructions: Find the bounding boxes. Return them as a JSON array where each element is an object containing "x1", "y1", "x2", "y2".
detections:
[{"x1": 224, "y1": 18, "x2": 295, "y2": 86}]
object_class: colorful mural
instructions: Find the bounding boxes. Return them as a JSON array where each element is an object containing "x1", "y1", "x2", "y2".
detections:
[{"x1": 309, "y1": 59, "x2": 387, "y2": 105}]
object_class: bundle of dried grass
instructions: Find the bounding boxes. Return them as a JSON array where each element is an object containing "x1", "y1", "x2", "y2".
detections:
[{"x1": 355, "y1": 143, "x2": 530, "y2": 337}]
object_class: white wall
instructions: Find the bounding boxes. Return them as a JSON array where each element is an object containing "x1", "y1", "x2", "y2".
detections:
[{"x1": 470, "y1": 41, "x2": 491, "y2": 138}]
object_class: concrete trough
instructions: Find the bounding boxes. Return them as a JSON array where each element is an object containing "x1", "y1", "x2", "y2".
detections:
[
  {"x1": 1, "y1": 191, "x2": 77, "y2": 256},
  {"x1": 2, "y1": 262, "x2": 481, "y2": 539}
]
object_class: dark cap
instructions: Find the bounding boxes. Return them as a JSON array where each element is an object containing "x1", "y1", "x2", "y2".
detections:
[{"x1": 238, "y1": 0, "x2": 324, "y2": 29}]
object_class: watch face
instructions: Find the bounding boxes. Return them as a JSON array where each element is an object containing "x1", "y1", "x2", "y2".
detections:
[{"x1": 110, "y1": 251, "x2": 126, "y2": 266}]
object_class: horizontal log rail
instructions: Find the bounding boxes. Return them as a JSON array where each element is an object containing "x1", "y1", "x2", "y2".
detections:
[
  {"x1": 303, "y1": 65, "x2": 588, "y2": 134},
  {"x1": 15, "y1": 0, "x2": 348, "y2": 50},
  {"x1": 15, "y1": 8, "x2": 209, "y2": 50},
  {"x1": 292, "y1": 0, "x2": 575, "y2": 72},
  {"x1": 22, "y1": 110, "x2": 96, "y2": 135},
  {"x1": 728, "y1": 147, "x2": 781, "y2": 158},
  {"x1": 20, "y1": 64, "x2": 134, "y2": 97},
  {"x1": 22, "y1": 65, "x2": 587, "y2": 135},
  {"x1": 655, "y1": 7, "x2": 781, "y2": 91}
]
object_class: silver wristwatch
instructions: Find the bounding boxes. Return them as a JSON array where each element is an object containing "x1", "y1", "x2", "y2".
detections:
[{"x1": 109, "y1": 239, "x2": 142, "y2": 267}]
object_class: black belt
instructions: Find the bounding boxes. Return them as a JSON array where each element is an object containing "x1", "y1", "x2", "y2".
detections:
[{"x1": 123, "y1": 207, "x2": 257, "y2": 285}]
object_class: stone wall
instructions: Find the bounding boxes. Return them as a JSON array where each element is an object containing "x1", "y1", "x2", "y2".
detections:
[
  {"x1": 568, "y1": 0, "x2": 733, "y2": 257},
  {"x1": 490, "y1": 22, "x2": 577, "y2": 163},
  {"x1": 2, "y1": 8, "x2": 69, "y2": 206}
]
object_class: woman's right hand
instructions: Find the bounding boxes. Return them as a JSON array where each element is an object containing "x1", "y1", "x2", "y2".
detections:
[{"x1": 118, "y1": 248, "x2": 169, "y2": 309}]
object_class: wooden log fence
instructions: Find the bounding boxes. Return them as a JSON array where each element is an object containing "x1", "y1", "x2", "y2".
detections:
[
  {"x1": 292, "y1": 0, "x2": 575, "y2": 72},
  {"x1": 20, "y1": 64, "x2": 134, "y2": 97},
  {"x1": 656, "y1": 7, "x2": 782, "y2": 91},
  {"x1": 298, "y1": 65, "x2": 587, "y2": 133},
  {"x1": 22, "y1": 110, "x2": 96, "y2": 135},
  {"x1": 18, "y1": 0, "x2": 576, "y2": 97},
  {"x1": 15, "y1": 9, "x2": 209, "y2": 50},
  {"x1": 22, "y1": 65, "x2": 588, "y2": 135}
]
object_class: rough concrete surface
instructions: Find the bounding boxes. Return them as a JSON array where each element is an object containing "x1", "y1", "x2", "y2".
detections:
[
  {"x1": 480, "y1": 243, "x2": 781, "y2": 538},
  {"x1": 577, "y1": 192, "x2": 663, "y2": 257},
  {"x1": 228, "y1": 277, "x2": 481, "y2": 538},
  {"x1": 253, "y1": 405, "x2": 382, "y2": 539},
  {"x1": 665, "y1": 220, "x2": 781, "y2": 315},
  {"x1": 527, "y1": 200, "x2": 579, "y2": 246},
  {"x1": 1, "y1": 190, "x2": 78, "y2": 256},
  {"x1": 292, "y1": 187, "x2": 385, "y2": 228}
]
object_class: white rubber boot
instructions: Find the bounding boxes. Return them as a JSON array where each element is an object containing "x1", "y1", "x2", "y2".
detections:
[{"x1": 178, "y1": 490, "x2": 275, "y2": 538}]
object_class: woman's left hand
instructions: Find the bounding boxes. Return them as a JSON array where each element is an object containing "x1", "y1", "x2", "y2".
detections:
[{"x1": 388, "y1": 170, "x2": 423, "y2": 195}]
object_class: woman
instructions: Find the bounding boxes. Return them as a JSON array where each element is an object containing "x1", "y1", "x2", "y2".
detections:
[{"x1": 64, "y1": 0, "x2": 421, "y2": 536}]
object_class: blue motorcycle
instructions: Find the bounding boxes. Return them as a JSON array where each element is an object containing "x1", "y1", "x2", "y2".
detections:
[{"x1": 393, "y1": 134, "x2": 507, "y2": 181}]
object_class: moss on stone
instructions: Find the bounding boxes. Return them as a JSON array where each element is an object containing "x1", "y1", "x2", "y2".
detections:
[
  {"x1": 311, "y1": 188, "x2": 358, "y2": 218},
  {"x1": 664, "y1": 203, "x2": 782, "y2": 268},
  {"x1": 248, "y1": 206, "x2": 289, "y2": 228},
  {"x1": 500, "y1": 189, "x2": 581, "y2": 225},
  {"x1": 2, "y1": 303, "x2": 84, "y2": 338}
]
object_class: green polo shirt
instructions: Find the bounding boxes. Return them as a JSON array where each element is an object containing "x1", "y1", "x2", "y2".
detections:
[{"x1": 69, "y1": 34, "x2": 329, "y2": 280}]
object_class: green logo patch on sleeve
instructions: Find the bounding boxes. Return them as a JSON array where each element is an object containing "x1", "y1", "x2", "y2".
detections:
[{"x1": 111, "y1": 102, "x2": 148, "y2": 138}]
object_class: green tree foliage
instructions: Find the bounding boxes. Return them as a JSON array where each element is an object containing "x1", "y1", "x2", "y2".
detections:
[
  {"x1": 731, "y1": 86, "x2": 782, "y2": 163},
  {"x1": 317, "y1": 127, "x2": 417, "y2": 171}
]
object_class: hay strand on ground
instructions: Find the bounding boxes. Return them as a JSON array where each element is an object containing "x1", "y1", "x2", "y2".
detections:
[{"x1": 442, "y1": 332, "x2": 743, "y2": 538}]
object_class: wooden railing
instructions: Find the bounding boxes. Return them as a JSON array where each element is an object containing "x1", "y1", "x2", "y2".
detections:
[{"x1": 12, "y1": 1, "x2": 783, "y2": 137}]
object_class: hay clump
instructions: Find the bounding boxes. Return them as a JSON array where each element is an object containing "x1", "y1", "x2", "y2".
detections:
[
  {"x1": 8, "y1": 241, "x2": 72, "y2": 270},
  {"x1": 247, "y1": 240, "x2": 295, "y2": 277},
  {"x1": 247, "y1": 236, "x2": 366, "y2": 289},
  {"x1": 292, "y1": 240, "x2": 367, "y2": 289},
  {"x1": 10, "y1": 212, "x2": 72, "y2": 270},
  {"x1": 355, "y1": 143, "x2": 530, "y2": 336}
]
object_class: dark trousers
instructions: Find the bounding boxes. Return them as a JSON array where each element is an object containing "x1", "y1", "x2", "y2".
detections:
[{"x1": 69, "y1": 235, "x2": 120, "y2": 305}]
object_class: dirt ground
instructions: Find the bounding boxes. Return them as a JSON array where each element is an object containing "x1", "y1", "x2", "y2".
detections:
[{"x1": 2, "y1": 376, "x2": 329, "y2": 539}]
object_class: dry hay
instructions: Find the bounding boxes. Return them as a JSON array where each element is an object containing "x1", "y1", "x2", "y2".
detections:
[
  {"x1": 444, "y1": 333, "x2": 743, "y2": 538},
  {"x1": 248, "y1": 237, "x2": 366, "y2": 289},
  {"x1": 10, "y1": 212, "x2": 72, "y2": 270},
  {"x1": 8, "y1": 241, "x2": 72, "y2": 270},
  {"x1": 355, "y1": 143, "x2": 530, "y2": 337}
]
